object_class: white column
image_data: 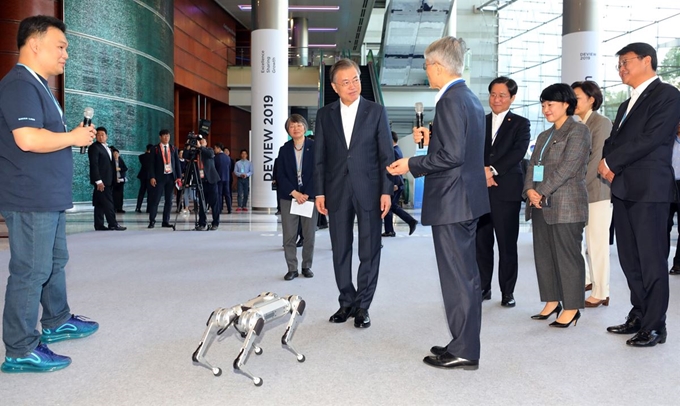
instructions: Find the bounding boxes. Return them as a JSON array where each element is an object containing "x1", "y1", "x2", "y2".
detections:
[{"x1": 561, "y1": 0, "x2": 602, "y2": 84}]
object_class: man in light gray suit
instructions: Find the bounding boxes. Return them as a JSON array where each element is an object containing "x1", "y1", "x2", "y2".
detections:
[
  {"x1": 388, "y1": 37, "x2": 489, "y2": 369},
  {"x1": 314, "y1": 59, "x2": 393, "y2": 329}
]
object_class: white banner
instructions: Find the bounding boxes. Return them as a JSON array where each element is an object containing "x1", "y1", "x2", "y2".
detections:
[
  {"x1": 251, "y1": 29, "x2": 288, "y2": 209},
  {"x1": 561, "y1": 31, "x2": 601, "y2": 85}
]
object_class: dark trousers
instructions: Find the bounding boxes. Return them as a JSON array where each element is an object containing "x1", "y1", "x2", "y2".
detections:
[
  {"x1": 432, "y1": 220, "x2": 481, "y2": 361},
  {"x1": 148, "y1": 175, "x2": 175, "y2": 224},
  {"x1": 531, "y1": 209, "x2": 585, "y2": 310},
  {"x1": 475, "y1": 199, "x2": 521, "y2": 295},
  {"x1": 216, "y1": 180, "x2": 232, "y2": 213},
  {"x1": 613, "y1": 196, "x2": 670, "y2": 331},
  {"x1": 198, "y1": 181, "x2": 219, "y2": 226},
  {"x1": 113, "y1": 182, "x2": 124, "y2": 211},
  {"x1": 383, "y1": 186, "x2": 415, "y2": 234},
  {"x1": 93, "y1": 185, "x2": 117, "y2": 229},
  {"x1": 136, "y1": 179, "x2": 148, "y2": 211},
  {"x1": 667, "y1": 179, "x2": 680, "y2": 267},
  {"x1": 328, "y1": 193, "x2": 382, "y2": 310}
]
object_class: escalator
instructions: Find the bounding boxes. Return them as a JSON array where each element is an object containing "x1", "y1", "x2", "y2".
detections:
[{"x1": 319, "y1": 62, "x2": 384, "y2": 108}]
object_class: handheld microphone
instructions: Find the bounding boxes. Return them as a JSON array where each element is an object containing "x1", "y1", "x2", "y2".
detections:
[
  {"x1": 80, "y1": 107, "x2": 94, "y2": 154},
  {"x1": 415, "y1": 102, "x2": 424, "y2": 148}
]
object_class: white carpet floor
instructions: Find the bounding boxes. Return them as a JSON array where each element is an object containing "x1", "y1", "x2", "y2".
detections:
[{"x1": 1, "y1": 218, "x2": 680, "y2": 405}]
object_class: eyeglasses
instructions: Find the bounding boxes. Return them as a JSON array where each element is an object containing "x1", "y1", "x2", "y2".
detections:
[
  {"x1": 489, "y1": 93, "x2": 510, "y2": 100},
  {"x1": 336, "y1": 77, "x2": 360, "y2": 88},
  {"x1": 615, "y1": 56, "x2": 642, "y2": 71},
  {"x1": 422, "y1": 61, "x2": 437, "y2": 70}
]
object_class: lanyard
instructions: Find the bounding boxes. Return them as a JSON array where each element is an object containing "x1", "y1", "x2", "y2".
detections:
[
  {"x1": 538, "y1": 129, "x2": 555, "y2": 164},
  {"x1": 17, "y1": 64, "x2": 66, "y2": 131}
]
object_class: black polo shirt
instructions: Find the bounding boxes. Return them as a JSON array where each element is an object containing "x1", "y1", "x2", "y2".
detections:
[{"x1": 0, "y1": 65, "x2": 73, "y2": 212}]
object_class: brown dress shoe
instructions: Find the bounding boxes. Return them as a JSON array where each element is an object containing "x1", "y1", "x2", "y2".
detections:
[
  {"x1": 585, "y1": 297, "x2": 609, "y2": 307},
  {"x1": 585, "y1": 284, "x2": 592, "y2": 291}
]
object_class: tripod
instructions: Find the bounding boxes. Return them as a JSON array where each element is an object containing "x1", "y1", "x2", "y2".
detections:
[{"x1": 173, "y1": 154, "x2": 207, "y2": 231}]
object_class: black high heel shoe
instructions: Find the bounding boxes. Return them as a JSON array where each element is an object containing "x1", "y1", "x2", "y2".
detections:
[
  {"x1": 549, "y1": 310, "x2": 581, "y2": 328},
  {"x1": 531, "y1": 303, "x2": 562, "y2": 320}
]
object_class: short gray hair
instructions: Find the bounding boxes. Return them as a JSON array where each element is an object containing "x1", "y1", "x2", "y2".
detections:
[{"x1": 424, "y1": 37, "x2": 467, "y2": 76}]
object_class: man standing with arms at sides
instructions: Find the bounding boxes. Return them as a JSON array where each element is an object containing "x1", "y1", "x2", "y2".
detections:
[
  {"x1": 148, "y1": 129, "x2": 181, "y2": 228},
  {"x1": 388, "y1": 37, "x2": 489, "y2": 369},
  {"x1": 476, "y1": 77, "x2": 530, "y2": 307},
  {"x1": 214, "y1": 142, "x2": 232, "y2": 214},
  {"x1": 88, "y1": 126, "x2": 126, "y2": 231},
  {"x1": 0, "y1": 15, "x2": 99, "y2": 373},
  {"x1": 135, "y1": 143, "x2": 153, "y2": 213},
  {"x1": 314, "y1": 58, "x2": 393, "y2": 329},
  {"x1": 599, "y1": 42, "x2": 680, "y2": 347}
]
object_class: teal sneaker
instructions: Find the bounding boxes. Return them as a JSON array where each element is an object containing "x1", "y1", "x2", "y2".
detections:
[
  {"x1": 41, "y1": 314, "x2": 99, "y2": 343},
  {"x1": 1, "y1": 343, "x2": 71, "y2": 373}
]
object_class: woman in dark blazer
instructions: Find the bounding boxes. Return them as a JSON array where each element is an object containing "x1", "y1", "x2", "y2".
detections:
[
  {"x1": 275, "y1": 114, "x2": 317, "y2": 281},
  {"x1": 111, "y1": 146, "x2": 128, "y2": 213},
  {"x1": 523, "y1": 84, "x2": 591, "y2": 328},
  {"x1": 572, "y1": 81, "x2": 613, "y2": 307}
]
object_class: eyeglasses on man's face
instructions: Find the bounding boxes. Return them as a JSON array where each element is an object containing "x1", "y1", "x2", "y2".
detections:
[
  {"x1": 615, "y1": 56, "x2": 642, "y2": 71},
  {"x1": 423, "y1": 61, "x2": 437, "y2": 70},
  {"x1": 489, "y1": 93, "x2": 510, "y2": 100},
  {"x1": 336, "y1": 77, "x2": 360, "y2": 88}
]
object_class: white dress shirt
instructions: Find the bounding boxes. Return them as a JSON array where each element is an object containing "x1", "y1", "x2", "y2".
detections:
[{"x1": 340, "y1": 98, "x2": 360, "y2": 148}]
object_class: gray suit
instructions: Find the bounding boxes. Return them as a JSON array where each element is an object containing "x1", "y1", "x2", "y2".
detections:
[
  {"x1": 523, "y1": 118, "x2": 591, "y2": 309},
  {"x1": 409, "y1": 80, "x2": 489, "y2": 361}
]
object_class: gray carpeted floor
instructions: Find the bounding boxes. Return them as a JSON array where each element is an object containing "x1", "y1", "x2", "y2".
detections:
[{"x1": 1, "y1": 225, "x2": 680, "y2": 405}]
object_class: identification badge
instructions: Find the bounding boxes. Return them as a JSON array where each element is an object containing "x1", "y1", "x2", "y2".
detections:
[
  {"x1": 533, "y1": 165, "x2": 544, "y2": 182},
  {"x1": 199, "y1": 169, "x2": 205, "y2": 179},
  {"x1": 164, "y1": 163, "x2": 172, "y2": 174}
]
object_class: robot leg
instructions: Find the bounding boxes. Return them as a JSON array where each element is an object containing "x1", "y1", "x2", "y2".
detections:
[
  {"x1": 192, "y1": 308, "x2": 237, "y2": 376},
  {"x1": 281, "y1": 295, "x2": 306, "y2": 362},
  {"x1": 233, "y1": 316, "x2": 265, "y2": 386}
]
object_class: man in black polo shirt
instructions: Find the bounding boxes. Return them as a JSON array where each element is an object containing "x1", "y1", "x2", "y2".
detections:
[{"x1": 0, "y1": 16, "x2": 99, "y2": 373}]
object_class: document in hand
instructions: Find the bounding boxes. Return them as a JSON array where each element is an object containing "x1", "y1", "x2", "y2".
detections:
[{"x1": 290, "y1": 200, "x2": 315, "y2": 218}]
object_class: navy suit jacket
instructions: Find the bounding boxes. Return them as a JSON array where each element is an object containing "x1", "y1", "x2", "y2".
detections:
[
  {"x1": 314, "y1": 97, "x2": 393, "y2": 212},
  {"x1": 149, "y1": 144, "x2": 181, "y2": 182},
  {"x1": 88, "y1": 142, "x2": 115, "y2": 186},
  {"x1": 603, "y1": 78, "x2": 680, "y2": 203},
  {"x1": 392, "y1": 145, "x2": 404, "y2": 188},
  {"x1": 198, "y1": 147, "x2": 220, "y2": 184},
  {"x1": 276, "y1": 138, "x2": 315, "y2": 201},
  {"x1": 485, "y1": 111, "x2": 530, "y2": 202},
  {"x1": 409, "y1": 80, "x2": 490, "y2": 225},
  {"x1": 214, "y1": 152, "x2": 231, "y2": 182}
]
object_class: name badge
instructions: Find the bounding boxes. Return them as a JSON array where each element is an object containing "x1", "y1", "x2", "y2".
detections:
[
  {"x1": 164, "y1": 163, "x2": 172, "y2": 174},
  {"x1": 533, "y1": 165, "x2": 544, "y2": 182},
  {"x1": 199, "y1": 169, "x2": 205, "y2": 179}
]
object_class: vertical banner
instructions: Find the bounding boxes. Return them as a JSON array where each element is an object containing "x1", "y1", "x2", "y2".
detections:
[
  {"x1": 251, "y1": 29, "x2": 288, "y2": 209},
  {"x1": 561, "y1": 31, "x2": 601, "y2": 85}
]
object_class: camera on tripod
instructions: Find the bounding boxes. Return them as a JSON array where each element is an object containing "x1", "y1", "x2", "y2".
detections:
[{"x1": 183, "y1": 119, "x2": 211, "y2": 161}]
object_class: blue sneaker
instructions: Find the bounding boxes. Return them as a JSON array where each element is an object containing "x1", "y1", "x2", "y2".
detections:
[
  {"x1": 1, "y1": 343, "x2": 71, "y2": 373},
  {"x1": 41, "y1": 314, "x2": 99, "y2": 343}
]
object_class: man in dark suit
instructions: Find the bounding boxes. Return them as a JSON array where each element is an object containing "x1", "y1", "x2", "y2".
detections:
[
  {"x1": 195, "y1": 138, "x2": 220, "y2": 230},
  {"x1": 135, "y1": 144, "x2": 153, "y2": 213},
  {"x1": 314, "y1": 58, "x2": 393, "y2": 329},
  {"x1": 599, "y1": 42, "x2": 680, "y2": 347},
  {"x1": 389, "y1": 37, "x2": 489, "y2": 369},
  {"x1": 148, "y1": 129, "x2": 182, "y2": 228},
  {"x1": 382, "y1": 131, "x2": 417, "y2": 237},
  {"x1": 88, "y1": 127, "x2": 126, "y2": 231},
  {"x1": 476, "y1": 77, "x2": 530, "y2": 307},
  {"x1": 214, "y1": 142, "x2": 232, "y2": 214}
]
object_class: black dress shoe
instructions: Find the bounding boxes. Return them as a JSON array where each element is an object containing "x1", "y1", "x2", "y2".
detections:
[
  {"x1": 195, "y1": 224, "x2": 207, "y2": 231},
  {"x1": 381, "y1": 231, "x2": 396, "y2": 237},
  {"x1": 354, "y1": 308, "x2": 371, "y2": 328},
  {"x1": 284, "y1": 271, "x2": 299, "y2": 281},
  {"x1": 329, "y1": 306, "x2": 356, "y2": 323},
  {"x1": 626, "y1": 328, "x2": 667, "y2": 347},
  {"x1": 531, "y1": 303, "x2": 562, "y2": 320},
  {"x1": 95, "y1": 226, "x2": 109, "y2": 231},
  {"x1": 423, "y1": 352, "x2": 479, "y2": 370},
  {"x1": 147, "y1": 222, "x2": 155, "y2": 229},
  {"x1": 162, "y1": 222, "x2": 173, "y2": 228},
  {"x1": 408, "y1": 220, "x2": 418, "y2": 235},
  {"x1": 116, "y1": 209, "x2": 126, "y2": 213},
  {"x1": 296, "y1": 239, "x2": 304, "y2": 247},
  {"x1": 209, "y1": 224, "x2": 219, "y2": 230},
  {"x1": 301, "y1": 268, "x2": 314, "y2": 278},
  {"x1": 481, "y1": 289, "x2": 491, "y2": 301},
  {"x1": 430, "y1": 345, "x2": 448, "y2": 356},
  {"x1": 135, "y1": 208, "x2": 142, "y2": 213},
  {"x1": 501, "y1": 294, "x2": 516, "y2": 307},
  {"x1": 108, "y1": 225, "x2": 127, "y2": 231},
  {"x1": 671, "y1": 265, "x2": 680, "y2": 275},
  {"x1": 607, "y1": 316, "x2": 641, "y2": 334}
]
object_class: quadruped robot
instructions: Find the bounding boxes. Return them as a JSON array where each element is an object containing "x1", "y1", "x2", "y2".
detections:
[{"x1": 192, "y1": 292, "x2": 306, "y2": 386}]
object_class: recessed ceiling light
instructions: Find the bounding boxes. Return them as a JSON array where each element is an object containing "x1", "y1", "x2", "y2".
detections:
[
  {"x1": 238, "y1": 5, "x2": 340, "y2": 11},
  {"x1": 309, "y1": 44, "x2": 337, "y2": 48},
  {"x1": 308, "y1": 27, "x2": 338, "y2": 32}
]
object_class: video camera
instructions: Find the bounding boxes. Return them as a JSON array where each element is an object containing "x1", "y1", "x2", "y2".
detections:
[{"x1": 184, "y1": 119, "x2": 211, "y2": 161}]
